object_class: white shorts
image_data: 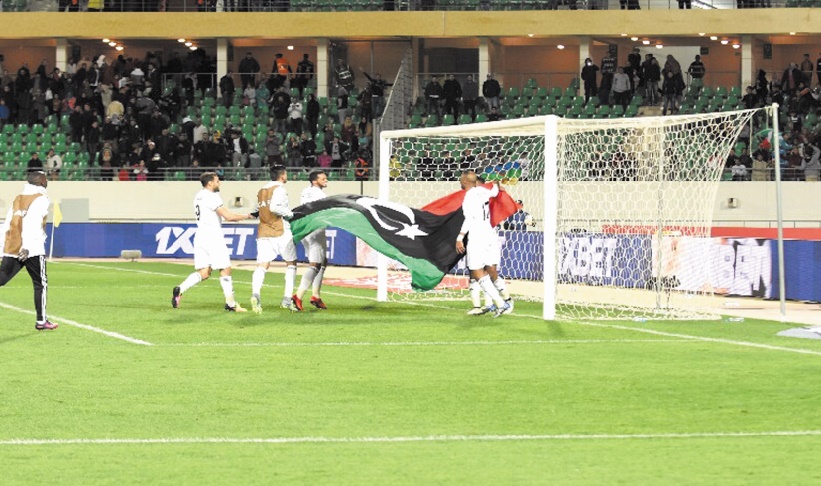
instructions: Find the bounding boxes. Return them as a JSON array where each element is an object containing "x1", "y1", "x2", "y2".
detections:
[
  {"x1": 194, "y1": 236, "x2": 232, "y2": 270},
  {"x1": 466, "y1": 234, "x2": 501, "y2": 271},
  {"x1": 256, "y1": 232, "x2": 298, "y2": 263},
  {"x1": 301, "y1": 229, "x2": 327, "y2": 264}
]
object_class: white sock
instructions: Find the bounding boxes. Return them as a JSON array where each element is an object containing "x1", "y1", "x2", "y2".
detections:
[
  {"x1": 296, "y1": 266, "x2": 318, "y2": 299},
  {"x1": 493, "y1": 277, "x2": 510, "y2": 300},
  {"x1": 179, "y1": 272, "x2": 202, "y2": 294},
  {"x1": 252, "y1": 267, "x2": 266, "y2": 295},
  {"x1": 484, "y1": 292, "x2": 493, "y2": 308},
  {"x1": 219, "y1": 276, "x2": 235, "y2": 305},
  {"x1": 312, "y1": 266, "x2": 326, "y2": 298},
  {"x1": 284, "y1": 265, "x2": 297, "y2": 298},
  {"x1": 469, "y1": 278, "x2": 481, "y2": 308},
  {"x1": 479, "y1": 275, "x2": 504, "y2": 307}
]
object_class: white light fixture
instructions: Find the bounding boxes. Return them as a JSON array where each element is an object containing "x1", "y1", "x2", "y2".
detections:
[
  {"x1": 287, "y1": 45, "x2": 294, "y2": 50},
  {"x1": 115, "y1": 46, "x2": 124, "y2": 51},
  {"x1": 620, "y1": 33, "x2": 627, "y2": 37},
  {"x1": 790, "y1": 32, "x2": 796, "y2": 35},
  {"x1": 656, "y1": 44, "x2": 664, "y2": 49},
  {"x1": 189, "y1": 46, "x2": 197, "y2": 51},
  {"x1": 108, "y1": 42, "x2": 116, "y2": 47},
  {"x1": 710, "y1": 35, "x2": 718, "y2": 41},
  {"x1": 732, "y1": 43, "x2": 740, "y2": 49},
  {"x1": 698, "y1": 33, "x2": 706, "y2": 36},
  {"x1": 185, "y1": 42, "x2": 192, "y2": 47},
  {"x1": 102, "y1": 38, "x2": 110, "y2": 43},
  {"x1": 630, "y1": 36, "x2": 639, "y2": 41},
  {"x1": 178, "y1": 38, "x2": 186, "y2": 43},
  {"x1": 720, "y1": 39, "x2": 729, "y2": 45},
  {"x1": 528, "y1": 33, "x2": 534, "y2": 38},
  {"x1": 642, "y1": 40, "x2": 650, "y2": 45},
  {"x1": 557, "y1": 44, "x2": 565, "y2": 50}
]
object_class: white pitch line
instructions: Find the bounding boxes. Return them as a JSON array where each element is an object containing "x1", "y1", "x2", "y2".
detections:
[
  {"x1": 58, "y1": 262, "x2": 821, "y2": 357},
  {"x1": 160, "y1": 338, "x2": 693, "y2": 347},
  {"x1": 573, "y1": 320, "x2": 821, "y2": 357},
  {"x1": 0, "y1": 301, "x2": 153, "y2": 346},
  {"x1": 3, "y1": 430, "x2": 821, "y2": 446}
]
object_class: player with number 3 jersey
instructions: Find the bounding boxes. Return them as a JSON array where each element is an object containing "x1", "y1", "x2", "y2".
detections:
[{"x1": 171, "y1": 172, "x2": 255, "y2": 312}]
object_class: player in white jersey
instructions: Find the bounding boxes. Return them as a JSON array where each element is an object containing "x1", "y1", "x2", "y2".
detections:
[
  {"x1": 172, "y1": 172, "x2": 255, "y2": 312},
  {"x1": 0, "y1": 171, "x2": 57, "y2": 330},
  {"x1": 454, "y1": 170, "x2": 510, "y2": 317},
  {"x1": 471, "y1": 174, "x2": 513, "y2": 315},
  {"x1": 250, "y1": 165, "x2": 299, "y2": 314},
  {"x1": 292, "y1": 170, "x2": 329, "y2": 311}
]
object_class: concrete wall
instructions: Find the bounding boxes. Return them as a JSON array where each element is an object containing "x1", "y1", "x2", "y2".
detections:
[{"x1": 0, "y1": 181, "x2": 817, "y2": 228}]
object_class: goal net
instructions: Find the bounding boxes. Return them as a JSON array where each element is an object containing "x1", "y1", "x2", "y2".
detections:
[{"x1": 378, "y1": 111, "x2": 759, "y2": 320}]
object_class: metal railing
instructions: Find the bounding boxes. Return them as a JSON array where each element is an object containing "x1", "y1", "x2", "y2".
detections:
[{"x1": 0, "y1": 165, "x2": 368, "y2": 181}]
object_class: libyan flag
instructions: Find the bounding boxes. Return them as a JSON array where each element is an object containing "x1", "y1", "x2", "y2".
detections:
[{"x1": 290, "y1": 188, "x2": 518, "y2": 291}]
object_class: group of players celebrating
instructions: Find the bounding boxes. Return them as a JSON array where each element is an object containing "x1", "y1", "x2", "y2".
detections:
[
  {"x1": 169, "y1": 166, "x2": 514, "y2": 318},
  {"x1": 171, "y1": 166, "x2": 328, "y2": 314},
  {"x1": 0, "y1": 166, "x2": 513, "y2": 330}
]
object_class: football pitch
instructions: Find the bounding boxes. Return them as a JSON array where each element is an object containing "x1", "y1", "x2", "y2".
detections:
[{"x1": 2, "y1": 260, "x2": 821, "y2": 484}]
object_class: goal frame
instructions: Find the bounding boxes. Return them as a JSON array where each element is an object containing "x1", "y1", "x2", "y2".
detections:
[
  {"x1": 377, "y1": 110, "x2": 776, "y2": 321},
  {"x1": 378, "y1": 115, "x2": 560, "y2": 320}
]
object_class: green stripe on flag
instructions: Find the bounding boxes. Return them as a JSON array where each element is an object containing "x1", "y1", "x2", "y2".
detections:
[{"x1": 291, "y1": 207, "x2": 446, "y2": 291}]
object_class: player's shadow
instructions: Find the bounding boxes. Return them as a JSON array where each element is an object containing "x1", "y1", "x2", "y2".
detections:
[
  {"x1": 456, "y1": 316, "x2": 568, "y2": 339},
  {"x1": 0, "y1": 332, "x2": 37, "y2": 345}
]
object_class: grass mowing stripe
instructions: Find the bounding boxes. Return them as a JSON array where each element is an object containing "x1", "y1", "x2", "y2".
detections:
[
  {"x1": 60, "y1": 261, "x2": 380, "y2": 301},
  {"x1": 159, "y1": 339, "x2": 694, "y2": 347},
  {"x1": 0, "y1": 301, "x2": 153, "y2": 346},
  {"x1": 4, "y1": 430, "x2": 821, "y2": 446},
  {"x1": 58, "y1": 261, "x2": 821, "y2": 357}
]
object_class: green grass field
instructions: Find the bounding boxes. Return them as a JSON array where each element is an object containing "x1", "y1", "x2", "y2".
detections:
[{"x1": 2, "y1": 260, "x2": 821, "y2": 485}]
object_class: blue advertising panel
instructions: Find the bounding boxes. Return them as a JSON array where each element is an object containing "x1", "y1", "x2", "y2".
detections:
[
  {"x1": 497, "y1": 231, "x2": 652, "y2": 288},
  {"x1": 557, "y1": 232, "x2": 652, "y2": 288},
  {"x1": 47, "y1": 223, "x2": 357, "y2": 266},
  {"x1": 771, "y1": 240, "x2": 821, "y2": 302}
]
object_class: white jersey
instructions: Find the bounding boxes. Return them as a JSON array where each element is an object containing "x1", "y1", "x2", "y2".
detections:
[
  {"x1": 193, "y1": 189, "x2": 225, "y2": 243},
  {"x1": 460, "y1": 184, "x2": 498, "y2": 241},
  {"x1": 1, "y1": 184, "x2": 50, "y2": 258},
  {"x1": 300, "y1": 184, "x2": 328, "y2": 263},
  {"x1": 300, "y1": 185, "x2": 327, "y2": 205}
]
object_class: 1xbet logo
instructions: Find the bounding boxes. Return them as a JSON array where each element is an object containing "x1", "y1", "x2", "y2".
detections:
[{"x1": 155, "y1": 227, "x2": 256, "y2": 256}]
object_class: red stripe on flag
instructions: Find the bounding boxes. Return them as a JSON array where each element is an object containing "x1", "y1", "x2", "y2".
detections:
[{"x1": 421, "y1": 183, "x2": 518, "y2": 227}]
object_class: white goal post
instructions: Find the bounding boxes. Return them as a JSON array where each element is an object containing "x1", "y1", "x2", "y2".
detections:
[{"x1": 378, "y1": 111, "x2": 759, "y2": 320}]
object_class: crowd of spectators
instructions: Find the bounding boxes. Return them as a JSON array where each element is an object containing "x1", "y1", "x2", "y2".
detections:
[{"x1": 1, "y1": 49, "x2": 376, "y2": 181}]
